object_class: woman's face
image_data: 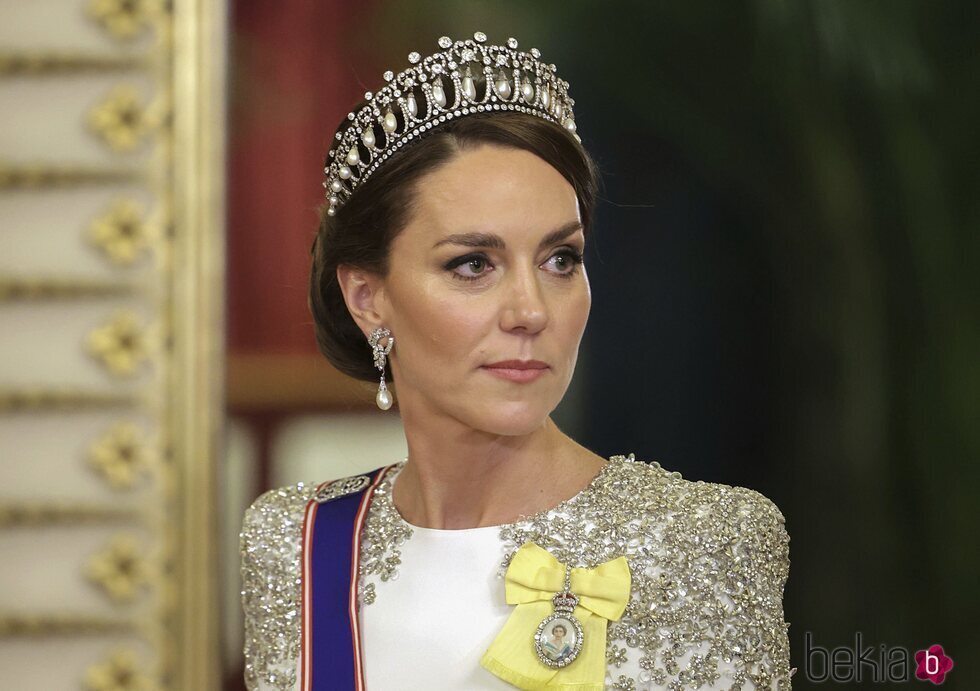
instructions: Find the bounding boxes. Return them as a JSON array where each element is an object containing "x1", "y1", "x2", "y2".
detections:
[{"x1": 377, "y1": 143, "x2": 591, "y2": 436}]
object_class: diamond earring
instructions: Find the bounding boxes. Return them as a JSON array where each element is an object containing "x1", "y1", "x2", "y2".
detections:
[{"x1": 368, "y1": 326, "x2": 395, "y2": 410}]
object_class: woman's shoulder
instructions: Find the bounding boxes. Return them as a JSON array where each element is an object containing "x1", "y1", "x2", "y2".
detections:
[
  {"x1": 604, "y1": 452, "x2": 788, "y2": 531},
  {"x1": 594, "y1": 455, "x2": 794, "y2": 689},
  {"x1": 240, "y1": 465, "x2": 397, "y2": 555},
  {"x1": 596, "y1": 453, "x2": 791, "y2": 583},
  {"x1": 240, "y1": 472, "x2": 375, "y2": 691},
  {"x1": 240, "y1": 482, "x2": 318, "y2": 691},
  {"x1": 241, "y1": 480, "x2": 319, "y2": 542}
]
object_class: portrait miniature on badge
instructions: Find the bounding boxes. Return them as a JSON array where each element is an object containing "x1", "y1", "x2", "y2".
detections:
[{"x1": 534, "y1": 587, "x2": 585, "y2": 667}]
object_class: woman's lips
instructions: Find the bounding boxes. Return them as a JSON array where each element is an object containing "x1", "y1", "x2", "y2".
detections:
[{"x1": 481, "y1": 361, "x2": 549, "y2": 383}]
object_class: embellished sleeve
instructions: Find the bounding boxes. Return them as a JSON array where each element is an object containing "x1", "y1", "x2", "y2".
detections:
[
  {"x1": 723, "y1": 487, "x2": 794, "y2": 690},
  {"x1": 240, "y1": 487, "x2": 307, "y2": 691}
]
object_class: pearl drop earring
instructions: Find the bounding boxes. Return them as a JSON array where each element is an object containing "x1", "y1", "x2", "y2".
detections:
[{"x1": 368, "y1": 326, "x2": 394, "y2": 410}]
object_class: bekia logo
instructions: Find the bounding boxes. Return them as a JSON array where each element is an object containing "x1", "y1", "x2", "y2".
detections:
[
  {"x1": 804, "y1": 632, "x2": 954, "y2": 684},
  {"x1": 914, "y1": 644, "x2": 954, "y2": 685}
]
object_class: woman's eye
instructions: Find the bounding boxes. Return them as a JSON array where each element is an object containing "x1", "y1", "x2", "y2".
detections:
[
  {"x1": 446, "y1": 248, "x2": 583, "y2": 282},
  {"x1": 543, "y1": 249, "x2": 585, "y2": 276},
  {"x1": 448, "y1": 254, "x2": 492, "y2": 281}
]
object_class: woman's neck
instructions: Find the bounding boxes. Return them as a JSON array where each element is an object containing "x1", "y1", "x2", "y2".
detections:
[{"x1": 391, "y1": 416, "x2": 606, "y2": 530}]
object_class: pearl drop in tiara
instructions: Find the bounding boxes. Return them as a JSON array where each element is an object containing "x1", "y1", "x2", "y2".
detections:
[{"x1": 323, "y1": 31, "x2": 581, "y2": 216}]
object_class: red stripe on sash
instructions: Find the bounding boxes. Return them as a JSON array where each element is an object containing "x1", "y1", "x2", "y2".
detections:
[{"x1": 349, "y1": 466, "x2": 394, "y2": 689}]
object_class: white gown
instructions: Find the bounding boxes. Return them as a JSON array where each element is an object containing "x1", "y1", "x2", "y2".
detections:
[
  {"x1": 360, "y1": 520, "x2": 512, "y2": 688},
  {"x1": 241, "y1": 454, "x2": 796, "y2": 690}
]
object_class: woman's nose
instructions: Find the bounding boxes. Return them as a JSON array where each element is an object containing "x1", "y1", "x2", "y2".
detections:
[{"x1": 499, "y1": 266, "x2": 549, "y2": 333}]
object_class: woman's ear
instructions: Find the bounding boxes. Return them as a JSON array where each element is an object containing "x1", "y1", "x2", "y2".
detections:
[{"x1": 336, "y1": 264, "x2": 387, "y2": 337}]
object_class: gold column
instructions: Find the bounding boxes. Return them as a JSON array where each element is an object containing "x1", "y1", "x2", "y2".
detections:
[{"x1": 0, "y1": 0, "x2": 225, "y2": 688}]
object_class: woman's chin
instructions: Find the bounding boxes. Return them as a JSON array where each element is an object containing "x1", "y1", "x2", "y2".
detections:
[{"x1": 464, "y1": 402, "x2": 555, "y2": 436}]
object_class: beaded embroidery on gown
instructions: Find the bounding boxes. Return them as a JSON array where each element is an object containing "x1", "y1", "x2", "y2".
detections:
[{"x1": 240, "y1": 454, "x2": 795, "y2": 690}]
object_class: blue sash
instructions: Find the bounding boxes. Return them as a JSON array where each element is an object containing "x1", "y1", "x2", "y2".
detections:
[{"x1": 301, "y1": 465, "x2": 393, "y2": 691}]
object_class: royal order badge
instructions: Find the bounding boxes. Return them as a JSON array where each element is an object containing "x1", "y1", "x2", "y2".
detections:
[{"x1": 534, "y1": 564, "x2": 584, "y2": 668}]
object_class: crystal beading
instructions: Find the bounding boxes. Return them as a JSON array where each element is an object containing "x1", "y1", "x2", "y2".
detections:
[
  {"x1": 322, "y1": 31, "x2": 580, "y2": 217},
  {"x1": 240, "y1": 454, "x2": 795, "y2": 690}
]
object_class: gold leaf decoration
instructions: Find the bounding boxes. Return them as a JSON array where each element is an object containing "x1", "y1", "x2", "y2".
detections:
[
  {"x1": 86, "y1": 535, "x2": 150, "y2": 603},
  {"x1": 0, "y1": 503, "x2": 137, "y2": 528},
  {"x1": 87, "y1": 85, "x2": 164, "y2": 152},
  {"x1": 0, "y1": 613, "x2": 134, "y2": 637},
  {"x1": 86, "y1": 0, "x2": 166, "y2": 42},
  {"x1": 85, "y1": 311, "x2": 151, "y2": 377},
  {"x1": 88, "y1": 422, "x2": 153, "y2": 490},
  {"x1": 0, "y1": 163, "x2": 138, "y2": 189},
  {"x1": 88, "y1": 199, "x2": 156, "y2": 266},
  {"x1": 84, "y1": 648, "x2": 157, "y2": 691},
  {"x1": 0, "y1": 278, "x2": 134, "y2": 301},
  {"x1": 0, "y1": 389, "x2": 137, "y2": 412},
  {"x1": 0, "y1": 51, "x2": 144, "y2": 75}
]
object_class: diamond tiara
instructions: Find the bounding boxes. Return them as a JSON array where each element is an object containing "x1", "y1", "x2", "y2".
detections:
[{"x1": 323, "y1": 31, "x2": 581, "y2": 216}]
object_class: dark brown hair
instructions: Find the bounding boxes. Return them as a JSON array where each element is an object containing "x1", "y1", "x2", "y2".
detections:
[{"x1": 309, "y1": 109, "x2": 600, "y2": 383}]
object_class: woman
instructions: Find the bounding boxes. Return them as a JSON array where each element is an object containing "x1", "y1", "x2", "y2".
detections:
[
  {"x1": 241, "y1": 31, "x2": 793, "y2": 691},
  {"x1": 543, "y1": 624, "x2": 573, "y2": 662}
]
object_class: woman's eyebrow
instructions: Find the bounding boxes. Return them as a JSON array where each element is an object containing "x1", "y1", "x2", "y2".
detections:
[{"x1": 432, "y1": 220, "x2": 583, "y2": 250}]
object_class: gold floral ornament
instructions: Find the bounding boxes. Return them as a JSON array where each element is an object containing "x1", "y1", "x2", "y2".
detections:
[
  {"x1": 84, "y1": 648, "x2": 157, "y2": 691},
  {"x1": 86, "y1": 534, "x2": 151, "y2": 603},
  {"x1": 87, "y1": 85, "x2": 166, "y2": 152},
  {"x1": 87, "y1": 199, "x2": 158, "y2": 266},
  {"x1": 86, "y1": 0, "x2": 167, "y2": 42},
  {"x1": 88, "y1": 422, "x2": 154, "y2": 489},
  {"x1": 85, "y1": 311, "x2": 153, "y2": 377}
]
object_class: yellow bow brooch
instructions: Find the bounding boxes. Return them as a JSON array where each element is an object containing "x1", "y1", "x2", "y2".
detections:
[{"x1": 480, "y1": 542, "x2": 632, "y2": 690}]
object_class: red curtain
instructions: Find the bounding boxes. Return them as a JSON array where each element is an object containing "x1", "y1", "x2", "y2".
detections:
[{"x1": 227, "y1": 0, "x2": 377, "y2": 356}]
